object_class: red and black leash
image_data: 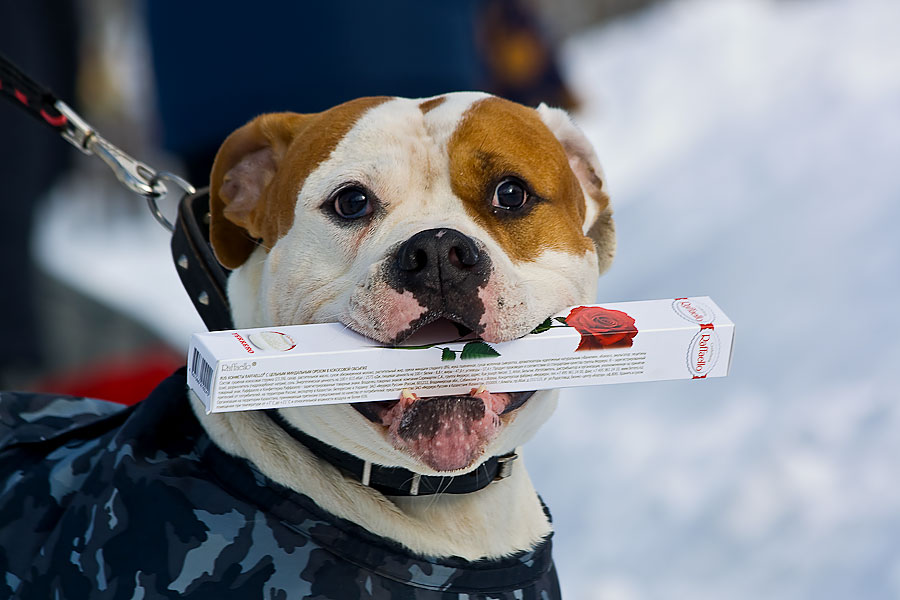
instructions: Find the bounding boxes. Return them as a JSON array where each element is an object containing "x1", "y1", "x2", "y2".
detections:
[
  {"x1": 0, "y1": 51, "x2": 71, "y2": 132},
  {"x1": 0, "y1": 51, "x2": 195, "y2": 219},
  {"x1": 1, "y1": 55, "x2": 514, "y2": 493},
  {"x1": 1, "y1": 52, "x2": 233, "y2": 332}
]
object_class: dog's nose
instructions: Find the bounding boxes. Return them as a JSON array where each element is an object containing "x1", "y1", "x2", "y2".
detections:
[{"x1": 396, "y1": 228, "x2": 483, "y2": 284}]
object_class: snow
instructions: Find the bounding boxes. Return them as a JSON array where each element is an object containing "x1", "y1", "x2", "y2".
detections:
[
  {"x1": 525, "y1": 0, "x2": 900, "y2": 598},
  {"x1": 31, "y1": 0, "x2": 900, "y2": 596}
]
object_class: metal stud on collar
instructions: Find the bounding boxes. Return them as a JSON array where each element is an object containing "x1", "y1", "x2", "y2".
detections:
[{"x1": 361, "y1": 461, "x2": 372, "y2": 487}]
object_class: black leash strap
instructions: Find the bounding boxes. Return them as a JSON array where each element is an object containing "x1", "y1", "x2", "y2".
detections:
[
  {"x1": 0, "y1": 51, "x2": 70, "y2": 132},
  {"x1": 0, "y1": 52, "x2": 231, "y2": 331},
  {"x1": 0, "y1": 52, "x2": 193, "y2": 229},
  {"x1": 2, "y1": 53, "x2": 515, "y2": 495}
]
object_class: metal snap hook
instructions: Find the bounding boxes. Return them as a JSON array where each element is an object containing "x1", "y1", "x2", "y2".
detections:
[{"x1": 53, "y1": 100, "x2": 197, "y2": 232}]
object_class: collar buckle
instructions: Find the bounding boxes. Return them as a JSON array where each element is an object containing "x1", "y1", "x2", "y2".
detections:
[{"x1": 493, "y1": 451, "x2": 518, "y2": 481}]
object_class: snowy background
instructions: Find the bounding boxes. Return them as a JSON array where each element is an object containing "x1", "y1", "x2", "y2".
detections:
[
  {"x1": 528, "y1": 0, "x2": 900, "y2": 598},
  {"x1": 33, "y1": 0, "x2": 900, "y2": 597}
]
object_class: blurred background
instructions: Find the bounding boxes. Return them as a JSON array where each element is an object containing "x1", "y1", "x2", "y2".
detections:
[{"x1": 2, "y1": 0, "x2": 899, "y2": 597}]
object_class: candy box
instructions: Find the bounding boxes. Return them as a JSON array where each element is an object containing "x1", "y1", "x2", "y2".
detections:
[{"x1": 188, "y1": 296, "x2": 735, "y2": 413}]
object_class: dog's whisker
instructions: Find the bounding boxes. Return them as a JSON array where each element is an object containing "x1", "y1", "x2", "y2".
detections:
[{"x1": 426, "y1": 476, "x2": 453, "y2": 507}]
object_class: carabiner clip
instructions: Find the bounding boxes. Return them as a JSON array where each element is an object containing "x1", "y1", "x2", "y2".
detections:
[
  {"x1": 55, "y1": 100, "x2": 166, "y2": 198},
  {"x1": 89, "y1": 135, "x2": 167, "y2": 199},
  {"x1": 54, "y1": 100, "x2": 195, "y2": 231}
]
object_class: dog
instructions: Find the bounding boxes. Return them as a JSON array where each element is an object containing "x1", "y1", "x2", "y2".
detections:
[{"x1": 0, "y1": 92, "x2": 614, "y2": 598}]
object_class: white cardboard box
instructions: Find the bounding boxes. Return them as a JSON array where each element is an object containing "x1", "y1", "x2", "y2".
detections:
[{"x1": 188, "y1": 297, "x2": 735, "y2": 413}]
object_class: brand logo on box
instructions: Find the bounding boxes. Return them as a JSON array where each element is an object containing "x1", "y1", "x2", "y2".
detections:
[
  {"x1": 687, "y1": 328, "x2": 720, "y2": 378},
  {"x1": 222, "y1": 361, "x2": 256, "y2": 372},
  {"x1": 672, "y1": 298, "x2": 715, "y2": 325}
]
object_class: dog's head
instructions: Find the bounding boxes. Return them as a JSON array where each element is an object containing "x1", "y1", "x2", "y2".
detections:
[{"x1": 209, "y1": 93, "x2": 614, "y2": 474}]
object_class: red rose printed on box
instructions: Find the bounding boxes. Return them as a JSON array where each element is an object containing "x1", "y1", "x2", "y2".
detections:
[{"x1": 565, "y1": 306, "x2": 638, "y2": 351}]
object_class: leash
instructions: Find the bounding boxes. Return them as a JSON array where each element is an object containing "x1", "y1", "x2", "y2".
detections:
[
  {"x1": 2, "y1": 53, "x2": 515, "y2": 495},
  {"x1": 0, "y1": 52, "x2": 233, "y2": 331},
  {"x1": 0, "y1": 52, "x2": 192, "y2": 230}
]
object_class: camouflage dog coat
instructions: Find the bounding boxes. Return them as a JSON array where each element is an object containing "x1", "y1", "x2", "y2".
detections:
[{"x1": 0, "y1": 368, "x2": 561, "y2": 599}]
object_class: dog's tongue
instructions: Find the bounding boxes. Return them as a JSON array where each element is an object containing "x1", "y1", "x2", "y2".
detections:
[{"x1": 378, "y1": 389, "x2": 506, "y2": 472}]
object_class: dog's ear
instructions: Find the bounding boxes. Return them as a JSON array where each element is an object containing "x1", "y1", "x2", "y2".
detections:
[
  {"x1": 209, "y1": 113, "x2": 308, "y2": 269},
  {"x1": 536, "y1": 104, "x2": 616, "y2": 274}
]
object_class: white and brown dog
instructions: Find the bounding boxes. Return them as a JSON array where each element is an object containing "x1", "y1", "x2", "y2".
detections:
[
  {"x1": 200, "y1": 91, "x2": 613, "y2": 578},
  {"x1": 0, "y1": 92, "x2": 613, "y2": 599}
]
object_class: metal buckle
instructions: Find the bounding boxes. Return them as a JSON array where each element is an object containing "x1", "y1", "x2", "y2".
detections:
[{"x1": 493, "y1": 451, "x2": 518, "y2": 481}]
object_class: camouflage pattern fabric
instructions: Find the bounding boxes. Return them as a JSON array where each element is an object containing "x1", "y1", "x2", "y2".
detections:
[{"x1": 0, "y1": 368, "x2": 561, "y2": 599}]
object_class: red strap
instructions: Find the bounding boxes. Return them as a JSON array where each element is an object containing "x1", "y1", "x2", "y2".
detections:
[
  {"x1": 40, "y1": 108, "x2": 68, "y2": 127},
  {"x1": 0, "y1": 52, "x2": 71, "y2": 133}
]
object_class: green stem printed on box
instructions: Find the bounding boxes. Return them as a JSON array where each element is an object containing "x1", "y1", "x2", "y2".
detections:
[
  {"x1": 529, "y1": 317, "x2": 570, "y2": 334},
  {"x1": 388, "y1": 333, "x2": 505, "y2": 360},
  {"x1": 388, "y1": 336, "x2": 501, "y2": 361},
  {"x1": 387, "y1": 316, "x2": 571, "y2": 361},
  {"x1": 433, "y1": 341, "x2": 501, "y2": 360}
]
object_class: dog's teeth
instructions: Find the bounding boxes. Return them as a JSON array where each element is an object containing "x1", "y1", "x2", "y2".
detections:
[
  {"x1": 400, "y1": 389, "x2": 416, "y2": 401},
  {"x1": 471, "y1": 385, "x2": 487, "y2": 396}
]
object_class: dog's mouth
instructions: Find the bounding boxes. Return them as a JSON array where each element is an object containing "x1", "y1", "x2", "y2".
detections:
[
  {"x1": 352, "y1": 389, "x2": 535, "y2": 472},
  {"x1": 351, "y1": 318, "x2": 535, "y2": 472}
]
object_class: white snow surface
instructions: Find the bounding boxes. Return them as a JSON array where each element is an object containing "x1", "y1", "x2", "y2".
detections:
[
  {"x1": 527, "y1": 0, "x2": 900, "y2": 598},
  {"x1": 32, "y1": 0, "x2": 900, "y2": 597}
]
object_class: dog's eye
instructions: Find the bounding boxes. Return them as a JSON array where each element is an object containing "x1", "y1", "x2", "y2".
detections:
[
  {"x1": 333, "y1": 187, "x2": 373, "y2": 219},
  {"x1": 492, "y1": 178, "x2": 528, "y2": 210}
]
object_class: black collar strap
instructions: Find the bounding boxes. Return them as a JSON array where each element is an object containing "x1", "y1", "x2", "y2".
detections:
[
  {"x1": 264, "y1": 410, "x2": 517, "y2": 497},
  {"x1": 171, "y1": 190, "x2": 235, "y2": 332}
]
